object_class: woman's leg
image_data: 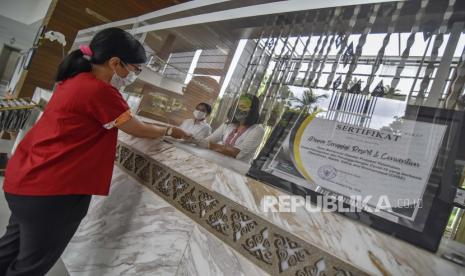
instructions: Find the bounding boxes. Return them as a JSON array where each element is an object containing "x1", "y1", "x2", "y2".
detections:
[
  {"x1": 4, "y1": 193, "x2": 91, "y2": 276},
  {"x1": 0, "y1": 215, "x2": 20, "y2": 275}
]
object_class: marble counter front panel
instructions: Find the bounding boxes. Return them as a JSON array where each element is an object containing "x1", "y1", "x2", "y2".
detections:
[{"x1": 62, "y1": 166, "x2": 268, "y2": 276}]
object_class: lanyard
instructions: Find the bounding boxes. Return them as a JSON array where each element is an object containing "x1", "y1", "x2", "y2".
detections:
[{"x1": 224, "y1": 126, "x2": 248, "y2": 147}]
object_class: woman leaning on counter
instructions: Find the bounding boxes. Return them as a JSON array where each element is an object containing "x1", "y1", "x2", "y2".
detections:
[
  {"x1": 195, "y1": 94, "x2": 265, "y2": 163},
  {"x1": 0, "y1": 28, "x2": 189, "y2": 276}
]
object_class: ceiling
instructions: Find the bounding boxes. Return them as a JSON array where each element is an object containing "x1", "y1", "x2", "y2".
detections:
[
  {"x1": 0, "y1": 0, "x2": 52, "y2": 25},
  {"x1": 141, "y1": 0, "x2": 465, "y2": 56},
  {"x1": 18, "y1": 0, "x2": 188, "y2": 97}
]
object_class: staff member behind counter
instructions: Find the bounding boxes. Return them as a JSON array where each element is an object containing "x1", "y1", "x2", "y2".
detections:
[
  {"x1": 0, "y1": 28, "x2": 190, "y2": 276},
  {"x1": 193, "y1": 94, "x2": 264, "y2": 163},
  {"x1": 179, "y1": 102, "x2": 212, "y2": 139}
]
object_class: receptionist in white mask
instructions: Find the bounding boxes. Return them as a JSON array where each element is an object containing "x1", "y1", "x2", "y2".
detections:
[
  {"x1": 195, "y1": 94, "x2": 264, "y2": 163},
  {"x1": 179, "y1": 102, "x2": 212, "y2": 139}
]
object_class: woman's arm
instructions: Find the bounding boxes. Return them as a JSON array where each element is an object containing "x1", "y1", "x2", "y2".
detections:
[
  {"x1": 203, "y1": 125, "x2": 264, "y2": 159},
  {"x1": 208, "y1": 142, "x2": 240, "y2": 158},
  {"x1": 118, "y1": 116, "x2": 188, "y2": 139},
  {"x1": 200, "y1": 124, "x2": 239, "y2": 157}
]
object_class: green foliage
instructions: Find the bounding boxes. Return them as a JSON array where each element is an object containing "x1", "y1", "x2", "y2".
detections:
[
  {"x1": 267, "y1": 101, "x2": 285, "y2": 127},
  {"x1": 289, "y1": 88, "x2": 328, "y2": 114},
  {"x1": 383, "y1": 84, "x2": 401, "y2": 99},
  {"x1": 256, "y1": 75, "x2": 269, "y2": 98}
]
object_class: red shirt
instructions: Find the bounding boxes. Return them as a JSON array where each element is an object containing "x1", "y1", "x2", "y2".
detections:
[{"x1": 4, "y1": 72, "x2": 131, "y2": 196}]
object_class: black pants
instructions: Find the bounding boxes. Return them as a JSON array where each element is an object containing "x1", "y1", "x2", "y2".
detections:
[{"x1": 0, "y1": 193, "x2": 91, "y2": 276}]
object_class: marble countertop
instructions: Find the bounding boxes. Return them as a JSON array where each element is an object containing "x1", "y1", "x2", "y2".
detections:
[
  {"x1": 164, "y1": 138, "x2": 251, "y2": 175},
  {"x1": 117, "y1": 131, "x2": 465, "y2": 275},
  {"x1": 138, "y1": 116, "x2": 251, "y2": 174}
]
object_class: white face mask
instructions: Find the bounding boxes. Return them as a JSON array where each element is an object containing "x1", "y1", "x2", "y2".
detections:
[
  {"x1": 193, "y1": 110, "x2": 206, "y2": 120},
  {"x1": 110, "y1": 71, "x2": 137, "y2": 89}
]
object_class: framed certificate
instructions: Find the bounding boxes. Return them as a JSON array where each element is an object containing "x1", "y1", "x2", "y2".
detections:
[{"x1": 249, "y1": 92, "x2": 465, "y2": 252}]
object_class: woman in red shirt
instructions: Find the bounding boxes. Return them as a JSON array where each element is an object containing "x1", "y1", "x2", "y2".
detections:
[{"x1": 0, "y1": 28, "x2": 188, "y2": 276}]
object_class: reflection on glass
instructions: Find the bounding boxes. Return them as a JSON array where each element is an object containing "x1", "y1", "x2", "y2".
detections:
[{"x1": 73, "y1": 0, "x2": 465, "y2": 252}]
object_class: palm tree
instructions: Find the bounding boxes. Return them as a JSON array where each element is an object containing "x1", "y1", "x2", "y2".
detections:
[
  {"x1": 383, "y1": 84, "x2": 405, "y2": 101},
  {"x1": 290, "y1": 88, "x2": 328, "y2": 114}
]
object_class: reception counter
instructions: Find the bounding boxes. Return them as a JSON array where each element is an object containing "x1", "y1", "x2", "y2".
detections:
[{"x1": 62, "y1": 132, "x2": 465, "y2": 275}]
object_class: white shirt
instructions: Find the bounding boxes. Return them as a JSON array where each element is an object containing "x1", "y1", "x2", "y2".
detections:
[
  {"x1": 207, "y1": 123, "x2": 265, "y2": 163},
  {"x1": 180, "y1": 119, "x2": 211, "y2": 139}
]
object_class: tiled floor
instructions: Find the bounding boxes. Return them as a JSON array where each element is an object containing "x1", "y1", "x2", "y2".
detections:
[{"x1": 0, "y1": 178, "x2": 69, "y2": 276}]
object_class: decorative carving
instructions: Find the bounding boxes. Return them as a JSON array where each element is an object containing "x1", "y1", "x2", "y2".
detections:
[
  {"x1": 134, "y1": 154, "x2": 147, "y2": 170},
  {"x1": 157, "y1": 173, "x2": 172, "y2": 197},
  {"x1": 119, "y1": 147, "x2": 131, "y2": 164},
  {"x1": 243, "y1": 228, "x2": 273, "y2": 265},
  {"x1": 207, "y1": 205, "x2": 229, "y2": 235},
  {"x1": 231, "y1": 209, "x2": 257, "y2": 241},
  {"x1": 198, "y1": 190, "x2": 218, "y2": 218},
  {"x1": 296, "y1": 258, "x2": 327, "y2": 276},
  {"x1": 333, "y1": 266, "x2": 355, "y2": 276},
  {"x1": 115, "y1": 143, "x2": 366, "y2": 276},
  {"x1": 122, "y1": 152, "x2": 134, "y2": 171},
  {"x1": 172, "y1": 176, "x2": 189, "y2": 200},
  {"x1": 274, "y1": 234, "x2": 309, "y2": 272},
  {"x1": 137, "y1": 164, "x2": 150, "y2": 184},
  {"x1": 179, "y1": 187, "x2": 197, "y2": 213},
  {"x1": 151, "y1": 164, "x2": 165, "y2": 186}
]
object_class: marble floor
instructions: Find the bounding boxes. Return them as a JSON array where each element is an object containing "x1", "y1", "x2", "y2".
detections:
[{"x1": 61, "y1": 167, "x2": 268, "y2": 276}]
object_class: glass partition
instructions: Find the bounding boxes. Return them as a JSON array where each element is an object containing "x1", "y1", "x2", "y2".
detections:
[{"x1": 73, "y1": 0, "x2": 465, "y2": 252}]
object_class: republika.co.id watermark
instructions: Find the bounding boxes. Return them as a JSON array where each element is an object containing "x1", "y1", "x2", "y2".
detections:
[{"x1": 261, "y1": 195, "x2": 422, "y2": 213}]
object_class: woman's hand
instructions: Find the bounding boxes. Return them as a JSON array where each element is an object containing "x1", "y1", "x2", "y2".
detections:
[
  {"x1": 182, "y1": 135, "x2": 195, "y2": 143},
  {"x1": 169, "y1": 127, "x2": 191, "y2": 139}
]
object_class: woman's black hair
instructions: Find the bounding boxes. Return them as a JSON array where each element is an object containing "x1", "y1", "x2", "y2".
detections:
[
  {"x1": 197, "y1": 102, "x2": 212, "y2": 115},
  {"x1": 55, "y1": 27, "x2": 147, "y2": 82},
  {"x1": 230, "y1": 94, "x2": 260, "y2": 127}
]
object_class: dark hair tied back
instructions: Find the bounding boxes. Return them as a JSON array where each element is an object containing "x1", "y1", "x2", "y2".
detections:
[{"x1": 55, "y1": 27, "x2": 147, "y2": 82}]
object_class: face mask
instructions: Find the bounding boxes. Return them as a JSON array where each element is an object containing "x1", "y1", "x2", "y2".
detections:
[
  {"x1": 234, "y1": 110, "x2": 248, "y2": 122},
  {"x1": 193, "y1": 110, "x2": 206, "y2": 120},
  {"x1": 110, "y1": 71, "x2": 137, "y2": 89}
]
